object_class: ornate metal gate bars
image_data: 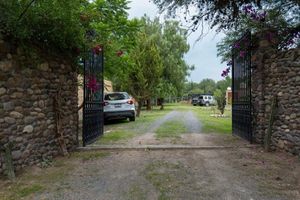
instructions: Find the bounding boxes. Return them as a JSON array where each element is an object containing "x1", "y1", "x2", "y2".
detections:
[
  {"x1": 232, "y1": 32, "x2": 252, "y2": 142},
  {"x1": 82, "y1": 48, "x2": 104, "y2": 146}
]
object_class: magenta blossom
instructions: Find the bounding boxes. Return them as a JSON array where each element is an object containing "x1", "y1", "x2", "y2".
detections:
[
  {"x1": 233, "y1": 42, "x2": 240, "y2": 48},
  {"x1": 240, "y1": 51, "x2": 246, "y2": 58},
  {"x1": 86, "y1": 76, "x2": 100, "y2": 93}
]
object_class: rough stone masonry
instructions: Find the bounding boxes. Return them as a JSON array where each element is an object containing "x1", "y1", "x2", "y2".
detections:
[
  {"x1": 252, "y1": 34, "x2": 300, "y2": 155},
  {"x1": 0, "y1": 40, "x2": 78, "y2": 175}
]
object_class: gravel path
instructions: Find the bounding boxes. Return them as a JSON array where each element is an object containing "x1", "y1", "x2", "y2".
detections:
[
  {"x1": 147, "y1": 111, "x2": 202, "y2": 133},
  {"x1": 127, "y1": 110, "x2": 203, "y2": 146}
]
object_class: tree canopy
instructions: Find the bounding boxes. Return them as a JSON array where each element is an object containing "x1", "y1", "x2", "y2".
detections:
[
  {"x1": 152, "y1": 0, "x2": 300, "y2": 32},
  {"x1": 111, "y1": 16, "x2": 193, "y2": 113},
  {"x1": 0, "y1": 0, "x2": 139, "y2": 60}
]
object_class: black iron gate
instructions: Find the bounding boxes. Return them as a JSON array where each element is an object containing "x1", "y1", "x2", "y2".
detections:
[
  {"x1": 82, "y1": 48, "x2": 104, "y2": 146},
  {"x1": 232, "y1": 32, "x2": 252, "y2": 142}
]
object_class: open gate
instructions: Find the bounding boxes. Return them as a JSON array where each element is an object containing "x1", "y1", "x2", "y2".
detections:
[
  {"x1": 232, "y1": 31, "x2": 252, "y2": 143},
  {"x1": 82, "y1": 48, "x2": 104, "y2": 146}
]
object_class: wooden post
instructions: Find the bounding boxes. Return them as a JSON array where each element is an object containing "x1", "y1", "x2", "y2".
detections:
[{"x1": 264, "y1": 95, "x2": 278, "y2": 151}]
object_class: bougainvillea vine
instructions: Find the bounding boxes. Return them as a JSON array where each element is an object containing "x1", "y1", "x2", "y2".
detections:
[{"x1": 86, "y1": 75, "x2": 100, "y2": 93}]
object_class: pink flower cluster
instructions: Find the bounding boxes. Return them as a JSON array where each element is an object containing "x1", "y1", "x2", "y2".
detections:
[
  {"x1": 221, "y1": 61, "x2": 232, "y2": 77},
  {"x1": 116, "y1": 50, "x2": 123, "y2": 57},
  {"x1": 92, "y1": 45, "x2": 103, "y2": 55},
  {"x1": 242, "y1": 5, "x2": 266, "y2": 22},
  {"x1": 86, "y1": 75, "x2": 100, "y2": 93}
]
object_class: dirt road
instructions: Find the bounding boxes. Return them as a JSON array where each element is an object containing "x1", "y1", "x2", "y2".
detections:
[
  {"x1": 2, "y1": 107, "x2": 300, "y2": 200},
  {"x1": 32, "y1": 148, "x2": 300, "y2": 200},
  {"x1": 127, "y1": 110, "x2": 211, "y2": 146}
]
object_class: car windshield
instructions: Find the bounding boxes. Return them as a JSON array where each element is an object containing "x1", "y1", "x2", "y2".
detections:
[
  {"x1": 105, "y1": 93, "x2": 128, "y2": 100},
  {"x1": 199, "y1": 96, "x2": 203, "y2": 99}
]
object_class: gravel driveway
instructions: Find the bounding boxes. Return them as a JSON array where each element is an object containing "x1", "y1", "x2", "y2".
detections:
[
  {"x1": 147, "y1": 111, "x2": 202, "y2": 133},
  {"x1": 127, "y1": 110, "x2": 205, "y2": 146},
  {"x1": 33, "y1": 148, "x2": 300, "y2": 200}
]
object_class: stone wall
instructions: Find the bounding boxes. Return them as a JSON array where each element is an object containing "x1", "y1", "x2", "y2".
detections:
[
  {"x1": 0, "y1": 40, "x2": 78, "y2": 175},
  {"x1": 252, "y1": 36, "x2": 300, "y2": 155}
]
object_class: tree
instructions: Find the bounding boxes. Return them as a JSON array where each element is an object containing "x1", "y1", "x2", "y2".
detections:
[
  {"x1": 156, "y1": 20, "x2": 192, "y2": 109},
  {"x1": 214, "y1": 76, "x2": 231, "y2": 114},
  {"x1": 198, "y1": 78, "x2": 216, "y2": 94},
  {"x1": 125, "y1": 31, "x2": 163, "y2": 117},
  {"x1": 214, "y1": 89, "x2": 226, "y2": 115},
  {"x1": 217, "y1": 4, "x2": 300, "y2": 64},
  {"x1": 116, "y1": 17, "x2": 193, "y2": 111},
  {"x1": 0, "y1": 0, "x2": 139, "y2": 68},
  {"x1": 152, "y1": 0, "x2": 299, "y2": 33}
]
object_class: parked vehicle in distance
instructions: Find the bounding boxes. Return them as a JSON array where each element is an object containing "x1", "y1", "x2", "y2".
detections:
[
  {"x1": 192, "y1": 97, "x2": 199, "y2": 106},
  {"x1": 104, "y1": 92, "x2": 136, "y2": 122},
  {"x1": 191, "y1": 94, "x2": 215, "y2": 106},
  {"x1": 198, "y1": 94, "x2": 216, "y2": 106}
]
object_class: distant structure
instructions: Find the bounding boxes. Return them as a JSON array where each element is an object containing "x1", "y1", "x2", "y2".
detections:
[{"x1": 226, "y1": 87, "x2": 232, "y2": 105}]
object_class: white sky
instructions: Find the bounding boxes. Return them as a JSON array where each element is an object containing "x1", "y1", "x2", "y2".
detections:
[{"x1": 127, "y1": 0, "x2": 226, "y2": 82}]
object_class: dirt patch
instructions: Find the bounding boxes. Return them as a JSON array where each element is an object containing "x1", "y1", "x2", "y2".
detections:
[{"x1": 15, "y1": 147, "x2": 298, "y2": 200}]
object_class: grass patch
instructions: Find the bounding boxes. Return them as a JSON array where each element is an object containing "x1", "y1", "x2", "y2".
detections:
[
  {"x1": 0, "y1": 150, "x2": 111, "y2": 199},
  {"x1": 155, "y1": 120, "x2": 187, "y2": 138},
  {"x1": 154, "y1": 103, "x2": 232, "y2": 134},
  {"x1": 71, "y1": 151, "x2": 110, "y2": 161},
  {"x1": 126, "y1": 184, "x2": 147, "y2": 200},
  {"x1": 171, "y1": 103, "x2": 232, "y2": 134},
  {"x1": 97, "y1": 130, "x2": 135, "y2": 144},
  {"x1": 17, "y1": 184, "x2": 44, "y2": 198},
  {"x1": 1, "y1": 183, "x2": 45, "y2": 200},
  {"x1": 97, "y1": 106, "x2": 174, "y2": 144},
  {"x1": 194, "y1": 106, "x2": 232, "y2": 134},
  {"x1": 143, "y1": 161, "x2": 188, "y2": 200}
]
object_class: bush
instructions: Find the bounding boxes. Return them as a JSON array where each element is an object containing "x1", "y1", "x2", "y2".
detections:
[
  {"x1": 0, "y1": 0, "x2": 84, "y2": 56},
  {"x1": 214, "y1": 89, "x2": 226, "y2": 115}
]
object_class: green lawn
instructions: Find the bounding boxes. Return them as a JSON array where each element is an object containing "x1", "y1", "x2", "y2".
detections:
[
  {"x1": 193, "y1": 106, "x2": 232, "y2": 134},
  {"x1": 155, "y1": 120, "x2": 187, "y2": 138},
  {"x1": 167, "y1": 103, "x2": 232, "y2": 134}
]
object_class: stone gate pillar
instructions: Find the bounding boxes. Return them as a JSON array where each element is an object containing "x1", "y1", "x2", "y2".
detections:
[{"x1": 251, "y1": 31, "x2": 278, "y2": 143}]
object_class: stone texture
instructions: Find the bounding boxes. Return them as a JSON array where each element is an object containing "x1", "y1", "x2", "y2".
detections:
[
  {"x1": 0, "y1": 87, "x2": 6, "y2": 95},
  {"x1": 4, "y1": 117, "x2": 16, "y2": 124},
  {"x1": 252, "y1": 37, "x2": 300, "y2": 156},
  {"x1": 0, "y1": 40, "x2": 78, "y2": 175},
  {"x1": 23, "y1": 125, "x2": 34, "y2": 133},
  {"x1": 9, "y1": 111, "x2": 23, "y2": 119}
]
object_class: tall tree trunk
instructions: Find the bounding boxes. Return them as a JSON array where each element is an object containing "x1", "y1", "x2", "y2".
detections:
[
  {"x1": 146, "y1": 98, "x2": 151, "y2": 110},
  {"x1": 136, "y1": 100, "x2": 143, "y2": 117},
  {"x1": 160, "y1": 98, "x2": 164, "y2": 110}
]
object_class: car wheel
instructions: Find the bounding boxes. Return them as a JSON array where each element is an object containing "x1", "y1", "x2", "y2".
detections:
[
  {"x1": 205, "y1": 102, "x2": 210, "y2": 107},
  {"x1": 129, "y1": 116, "x2": 135, "y2": 122}
]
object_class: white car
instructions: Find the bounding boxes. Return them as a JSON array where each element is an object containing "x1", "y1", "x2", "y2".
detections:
[{"x1": 104, "y1": 92, "x2": 136, "y2": 122}]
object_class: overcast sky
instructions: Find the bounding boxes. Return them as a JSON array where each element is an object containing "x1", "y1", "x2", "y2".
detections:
[{"x1": 127, "y1": 0, "x2": 226, "y2": 83}]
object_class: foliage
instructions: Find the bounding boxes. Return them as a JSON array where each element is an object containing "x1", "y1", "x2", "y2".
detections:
[
  {"x1": 214, "y1": 89, "x2": 226, "y2": 115},
  {"x1": 152, "y1": 0, "x2": 299, "y2": 32},
  {"x1": 184, "y1": 77, "x2": 230, "y2": 97},
  {"x1": 123, "y1": 28, "x2": 163, "y2": 116},
  {"x1": 0, "y1": 0, "x2": 139, "y2": 67},
  {"x1": 0, "y1": 0, "x2": 84, "y2": 56},
  {"x1": 114, "y1": 16, "x2": 192, "y2": 114},
  {"x1": 217, "y1": 4, "x2": 300, "y2": 64},
  {"x1": 158, "y1": 20, "x2": 192, "y2": 98},
  {"x1": 216, "y1": 76, "x2": 231, "y2": 92}
]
